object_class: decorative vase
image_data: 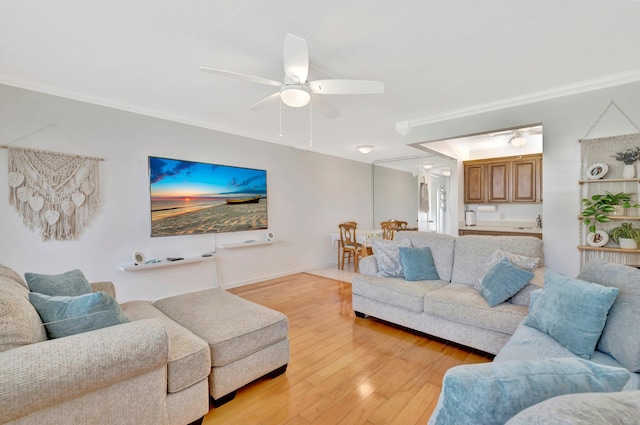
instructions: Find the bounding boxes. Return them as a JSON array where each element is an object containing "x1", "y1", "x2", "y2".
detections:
[
  {"x1": 618, "y1": 237, "x2": 638, "y2": 250},
  {"x1": 622, "y1": 164, "x2": 635, "y2": 179},
  {"x1": 612, "y1": 205, "x2": 626, "y2": 216}
]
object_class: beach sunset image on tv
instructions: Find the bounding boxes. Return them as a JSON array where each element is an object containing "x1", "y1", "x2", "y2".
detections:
[{"x1": 149, "y1": 156, "x2": 267, "y2": 237}]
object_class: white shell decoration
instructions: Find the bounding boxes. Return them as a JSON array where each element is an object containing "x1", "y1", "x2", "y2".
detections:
[
  {"x1": 17, "y1": 186, "x2": 33, "y2": 203},
  {"x1": 44, "y1": 210, "x2": 60, "y2": 225},
  {"x1": 8, "y1": 172, "x2": 24, "y2": 188},
  {"x1": 71, "y1": 191, "x2": 86, "y2": 207},
  {"x1": 61, "y1": 200, "x2": 75, "y2": 216},
  {"x1": 28, "y1": 195, "x2": 45, "y2": 212}
]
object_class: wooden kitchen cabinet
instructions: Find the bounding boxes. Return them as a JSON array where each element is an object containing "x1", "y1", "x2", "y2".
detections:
[
  {"x1": 464, "y1": 154, "x2": 542, "y2": 204},
  {"x1": 512, "y1": 156, "x2": 542, "y2": 203},
  {"x1": 464, "y1": 163, "x2": 485, "y2": 203},
  {"x1": 487, "y1": 161, "x2": 510, "y2": 203}
]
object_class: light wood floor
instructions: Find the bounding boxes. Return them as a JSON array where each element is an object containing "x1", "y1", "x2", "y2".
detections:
[{"x1": 203, "y1": 273, "x2": 492, "y2": 425}]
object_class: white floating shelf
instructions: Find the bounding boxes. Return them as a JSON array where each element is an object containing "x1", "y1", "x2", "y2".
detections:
[
  {"x1": 119, "y1": 255, "x2": 215, "y2": 272},
  {"x1": 217, "y1": 240, "x2": 274, "y2": 249}
]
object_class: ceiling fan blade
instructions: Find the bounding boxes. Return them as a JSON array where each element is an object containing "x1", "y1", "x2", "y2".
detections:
[
  {"x1": 311, "y1": 94, "x2": 340, "y2": 119},
  {"x1": 249, "y1": 92, "x2": 281, "y2": 111},
  {"x1": 309, "y1": 79, "x2": 384, "y2": 95},
  {"x1": 200, "y1": 67, "x2": 282, "y2": 88},
  {"x1": 283, "y1": 34, "x2": 309, "y2": 83}
]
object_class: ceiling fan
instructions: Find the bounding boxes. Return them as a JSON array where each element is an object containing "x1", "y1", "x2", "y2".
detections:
[
  {"x1": 487, "y1": 126, "x2": 543, "y2": 147},
  {"x1": 200, "y1": 34, "x2": 384, "y2": 119}
]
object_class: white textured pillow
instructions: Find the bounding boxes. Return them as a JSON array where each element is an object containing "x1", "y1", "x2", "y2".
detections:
[
  {"x1": 475, "y1": 249, "x2": 540, "y2": 290},
  {"x1": 372, "y1": 238, "x2": 412, "y2": 277}
]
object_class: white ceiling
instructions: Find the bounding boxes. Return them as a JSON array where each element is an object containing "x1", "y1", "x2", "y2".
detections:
[{"x1": 2, "y1": 1, "x2": 640, "y2": 165}]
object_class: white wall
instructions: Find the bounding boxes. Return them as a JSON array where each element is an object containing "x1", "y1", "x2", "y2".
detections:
[
  {"x1": 0, "y1": 84, "x2": 372, "y2": 302},
  {"x1": 407, "y1": 81, "x2": 640, "y2": 277}
]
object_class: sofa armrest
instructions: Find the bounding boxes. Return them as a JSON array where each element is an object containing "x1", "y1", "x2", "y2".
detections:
[
  {"x1": 0, "y1": 319, "x2": 168, "y2": 423},
  {"x1": 91, "y1": 280, "x2": 116, "y2": 297},
  {"x1": 359, "y1": 256, "x2": 378, "y2": 276}
]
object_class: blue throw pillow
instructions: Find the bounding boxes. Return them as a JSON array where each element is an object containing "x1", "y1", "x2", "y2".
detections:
[
  {"x1": 398, "y1": 246, "x2": 440, "y2": 281},
  {"x1": 523, "y1": 269, "x2": 619, "y2": 359},
  {"x1": 29, "y1": 291, "x2": 129, "y2": 339},
  {"x1": 25, "y1": 269, "x2": 93, "y2": 296},
  {"x1": 428, "y1": 358, "x2": 632, "y2": 425},
  {"x1": 479, "y1": 258, "x2": 534, "y2": 307}
]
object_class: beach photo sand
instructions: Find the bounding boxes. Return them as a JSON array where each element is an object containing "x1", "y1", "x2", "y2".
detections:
[{"x1": 151, "y1": 199, "x2": 268, "y2": 236}]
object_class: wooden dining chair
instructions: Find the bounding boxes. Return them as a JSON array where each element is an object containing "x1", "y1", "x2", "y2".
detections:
[
  {"x1": 338, "y1": 222, "x2": 362, "y2": 272},
  {"x1": 392, "y1": 220, "x2": 409, "y2": 230},
  {"x1": 337, "y1": 221, "x2": 357, "y2": 268},
  {"x1": 380, "y1": 221, "x2": 398, "y2": 240}
]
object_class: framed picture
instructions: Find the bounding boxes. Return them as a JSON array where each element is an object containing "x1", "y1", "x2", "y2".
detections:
[
  {"x1": 587, "y1": 230, "x2": 609, "y2": 247},
  {"x1": 586, "y1": 163, "x2": 608, "y2": 180}
]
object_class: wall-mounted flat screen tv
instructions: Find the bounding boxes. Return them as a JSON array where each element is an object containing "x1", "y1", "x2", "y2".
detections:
[{"x1": 149, "y1": 156, "x2": 267, "y2": 237}]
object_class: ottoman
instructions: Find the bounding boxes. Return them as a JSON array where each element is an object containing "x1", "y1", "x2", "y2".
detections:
[{"x1": 153, "y1": 288, "x2": 289, "y2": 406}]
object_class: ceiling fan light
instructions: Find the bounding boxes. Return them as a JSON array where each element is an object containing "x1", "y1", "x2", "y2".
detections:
[
  {"x1": 280, "y1": 85, "x2": 310, "y2": 107},
  {"x1": 357, "y1": 145, "x2": 374, "y2": 154},
  {"x1": 510, "y1": 134, "x2": 527, "y2": 147}
]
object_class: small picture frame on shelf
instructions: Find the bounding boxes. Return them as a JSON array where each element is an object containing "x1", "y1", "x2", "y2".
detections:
[
  {"x1": 586, "y1": 163, "x2": 608, "y2": 180},
  {"x1": 587, "y1": 230, "x2": 609, "y2": 247}
]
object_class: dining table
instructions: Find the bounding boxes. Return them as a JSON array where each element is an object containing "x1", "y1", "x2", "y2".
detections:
[{"x1": 331, "y1": 228, "x2": 383, "y2": 265}]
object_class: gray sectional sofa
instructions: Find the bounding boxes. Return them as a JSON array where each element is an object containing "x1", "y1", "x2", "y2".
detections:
[
  {"x1": 352, "y1": 232, "x2": 640, "y2": 424},
  {"x1": 353, "y1": 232, "x2": 544, "y2": 355},
  {"x1": 0, "y1": 263, "x2": 289, "y2": 425}
]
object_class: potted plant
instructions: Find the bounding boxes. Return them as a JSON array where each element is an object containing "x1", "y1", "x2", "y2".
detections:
[
  {"x1": 612, "y1": 147, "x2": 640, "y2": 178},
  {"x1": 608, "y1": 222, "x2": 640, "y2": 249},
  {"x1": 580, "y1": 191, "x2": 637, "y2": 232}
]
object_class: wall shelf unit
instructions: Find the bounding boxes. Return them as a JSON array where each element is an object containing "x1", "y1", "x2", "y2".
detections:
[
  {"x1": 216, "y1": 240, "x2": 274, "y2": 249},
  {"x1": 119, "y1": 255, "x2": 215, "y2": 272},
  {"x1": 577, "y1": 245, "x2": 640, "y2": 253},
  {"x1": 579, "y1": 178, "x2": 640, "y2": 185},
  {"x1": 579, "y1": 134, "x2": 640, "y2": 266}
]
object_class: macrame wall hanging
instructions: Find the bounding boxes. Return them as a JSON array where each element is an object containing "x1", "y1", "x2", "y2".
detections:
[{"x1": 3, "y1": 126, "x2": 103, "y2": 241}]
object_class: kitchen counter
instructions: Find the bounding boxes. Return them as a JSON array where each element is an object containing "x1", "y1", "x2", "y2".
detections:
[{"x1": 458, "y1": 222, "x2": 542, "y2": 238}]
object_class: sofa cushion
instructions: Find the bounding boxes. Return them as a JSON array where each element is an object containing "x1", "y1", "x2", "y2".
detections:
[
  {"x1": 29, "y1": 291, "x2": 129, "y2": 339},
  {"x1": 523, "y1": 269, "x2": 618, "y2": 359},
  {"x1": 352, "y1": 273, "x2": 448, "y2": 313},
  {"x1": 372, "y1": 238, "x2": 412, "y2": 277},
  {"x1": 451, "y1": 235, "x2": 543, "y2": 286},
  {"x1": 0, "y1": 276, "x2": 47, "y2": 352},
  {"x1": 505, "y1": 390, "x2": 640, "y2": 425},
  {"x1": 424, "y1": 283, "x2": 527, "y2": 335},
  {"x1": 153, "y1": 288, "x2": 288, "y2": 368},
  {"x1": 577, "y1": 259, "x2": 640, "y2": 372},
  {"x1": 25, "y1": 269, "x2": 93, "y2": 296},
  {"x1": 399, "y1": 246, "x2": 440, "y2": 281},
  {"x1": 395, "y1": 232, "x2": 456, "y2": 282},
  {"x1": 429, "y1": 358, "x2": 633, "y2": 425},
  {"x1": 479, "y1": 258, "x2": 534, "y2": 307},
  {"x1": 121, "y1": 300, "x2": 211, "y2": 393}
]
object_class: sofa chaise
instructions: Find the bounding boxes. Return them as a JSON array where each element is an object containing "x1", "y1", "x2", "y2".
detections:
[{"x1": 0, "y1": 263, "x2": 289, "y2": 425}]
